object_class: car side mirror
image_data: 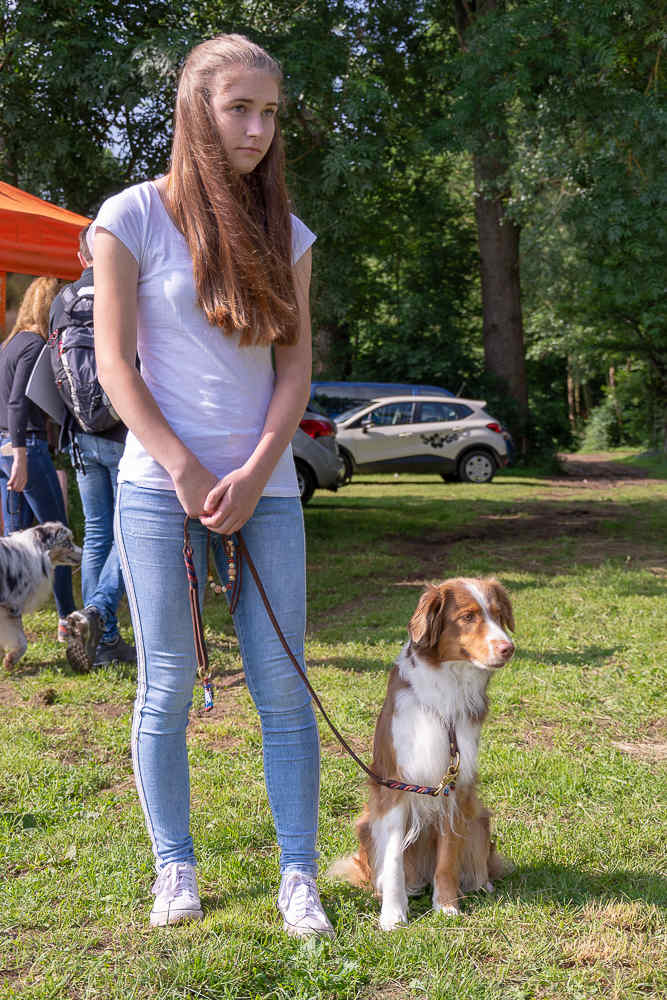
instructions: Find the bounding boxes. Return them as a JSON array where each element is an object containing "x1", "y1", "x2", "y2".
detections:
[{"x1": 361, "y1": 416, "x2": 372, "y2": 433}]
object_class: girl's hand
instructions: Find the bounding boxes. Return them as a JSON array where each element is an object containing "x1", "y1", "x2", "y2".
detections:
[
  {"x1": 8, "y1": 448, "x2": 28, "y2": 492},
  {"x1": 200, "y1": 467, "x2": 265, "y2": 535},
  {"x1": 172, "y1": 456, "x2": 218, "y2": 519}
]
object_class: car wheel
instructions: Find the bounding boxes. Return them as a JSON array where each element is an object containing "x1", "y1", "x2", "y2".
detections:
[
  {"x1": 339, "y1": 447, "x2": 354, "y2": 483},
  {"x1": 457, "y1": 450, "x2": 496, "y2": 484},
  {"x1": 295, "y1": 459, "x2": 316, "y2": 504}
]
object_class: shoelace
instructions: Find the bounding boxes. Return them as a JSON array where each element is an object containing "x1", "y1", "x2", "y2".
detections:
[{"x1": 153, "y1": 863, "x2": 197, "y2": 899}]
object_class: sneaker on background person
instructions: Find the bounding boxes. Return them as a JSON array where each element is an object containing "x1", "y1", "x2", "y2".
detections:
[
  {"x1": 65, "y1": 606, "x2": 103, "y2": 673},
  {"x1": 66, "y1": 606, "x2": 136, "y2": 671},
  {"x1": 94, "y1": 633, "x2": 136, "y2": 667}
]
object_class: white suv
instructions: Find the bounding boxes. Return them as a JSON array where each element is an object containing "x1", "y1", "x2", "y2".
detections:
[{"x1": 335, "y1": 395, "x2": 508, "y2": 484}]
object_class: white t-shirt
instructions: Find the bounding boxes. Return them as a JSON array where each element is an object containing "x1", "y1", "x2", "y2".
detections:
[{"x1": 92, "y1": 180, "x2": 316, "y2": 494}]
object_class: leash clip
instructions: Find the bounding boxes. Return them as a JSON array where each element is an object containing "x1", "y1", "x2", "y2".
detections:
[{"x1": 435, "y1": 750, "x2": 461, "y2": 797}]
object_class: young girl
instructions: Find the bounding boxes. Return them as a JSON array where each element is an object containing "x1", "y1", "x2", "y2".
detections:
[{"x1": 92, "y1": 35, "x2": 331, "y2": 936}]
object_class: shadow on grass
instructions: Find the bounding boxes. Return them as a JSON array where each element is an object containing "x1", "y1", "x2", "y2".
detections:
[
  {"x1": 518, "y1": 646, "x2": 620, "y2": 668},
  {"x1": 503, "y1": 862, "x2": 667, "y2": 908},
  {"x1": 309, "y1": 653, "x2": 396, "y2": 674},
  {"x1": 329, "y1": 862, "x2": 667, "y2": 925}
]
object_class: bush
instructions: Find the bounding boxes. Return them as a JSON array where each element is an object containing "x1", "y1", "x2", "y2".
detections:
[
  {"x1": 580, "y1": 396, "x2": 620, "y2": 450},
  {"x1": 580, "y1": 363, "x2": 654, "y2": 451}
]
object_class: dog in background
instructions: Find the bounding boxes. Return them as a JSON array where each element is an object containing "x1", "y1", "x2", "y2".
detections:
[
  {"x1": 0, "y1": 522, "x2": 81, "y2": 669},
  {"x1": 329, "y1": 577, "x2": 515, "y2": 930}
]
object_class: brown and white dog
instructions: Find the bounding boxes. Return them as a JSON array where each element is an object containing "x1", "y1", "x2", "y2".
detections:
[
  {"x1": 330, "y1": 577, "x2": 515, "y2": 930},
  {"x1": 0, "y1": 522, "x2": 82, "y2": 669}
]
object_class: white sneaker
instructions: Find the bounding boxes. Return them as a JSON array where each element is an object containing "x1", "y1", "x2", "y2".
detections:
[
  {"x1": 277, "y1": 872, "x2": 334, "y2": 938},
  {"x1": 150, "y1": 862, "x2": 203, "y2": 927}
]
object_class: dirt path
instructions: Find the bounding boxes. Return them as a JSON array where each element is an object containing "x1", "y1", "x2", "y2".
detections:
[{"x1": 557, "y1": 451, "x2": 656, "y2": 480}]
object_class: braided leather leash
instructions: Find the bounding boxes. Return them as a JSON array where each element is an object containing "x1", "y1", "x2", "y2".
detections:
[{"x1": 183, "y1": 517, "x2": 460, "y2": 798}]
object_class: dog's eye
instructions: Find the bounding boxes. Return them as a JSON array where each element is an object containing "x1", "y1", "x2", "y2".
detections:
[{"x1": 459, "y1": 612, "x2": 476, "y2": 623}]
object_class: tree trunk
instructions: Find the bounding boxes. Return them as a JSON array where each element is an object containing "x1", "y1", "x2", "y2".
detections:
[
  {"x1": 454, "y1": 0, "x2": 528, "y2": 444},
  {"x1": 608, "y1": 365, "x2": 623, "y2": 435},
  {"x1": 473, "y1": 153, "x2": 528, "y2": 436},
  {"x1": 567, "y1": 358, "x2": 576, "y2": 433},
  {"x1": 312, "y1": 322, "x2": 353, "y2": 378}
]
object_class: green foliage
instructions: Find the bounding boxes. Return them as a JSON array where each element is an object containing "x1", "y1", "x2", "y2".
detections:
[
  {"x1": 1, "y1": 0, "x2": 665, "y2": 450},
  {"x1": 580, "y1": 396, "x2": 621, "y2": 451},
  {"x1": 424, "y1": 0, "x2": 667, "y2": 447},
  {"x1": 0, "y1": 0, "x2": 182, "y2": 213},
  {"x1": 581, "y1": 362, "x2": 655, "y2": 450}
]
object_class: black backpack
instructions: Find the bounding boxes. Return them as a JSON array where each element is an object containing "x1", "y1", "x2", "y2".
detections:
[{"x1": 48, "y1": 281, "x2": 121, "y2": 437}]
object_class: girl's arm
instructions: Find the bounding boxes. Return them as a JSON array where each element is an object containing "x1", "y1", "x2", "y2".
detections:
[
  {"x1": 93, "y1": 228, "x2": 217, "y2": 515},
  {"x1": 200, "y1": 248, "x2": 313, "y2": 534}
]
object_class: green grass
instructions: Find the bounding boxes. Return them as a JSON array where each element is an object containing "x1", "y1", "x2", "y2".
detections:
[
  {"x1": 2, "y1": 465, "x2": 666, "y2": 999},
  {"x1": 617, "y1": 450, "x2": 667, "y2": 477}
]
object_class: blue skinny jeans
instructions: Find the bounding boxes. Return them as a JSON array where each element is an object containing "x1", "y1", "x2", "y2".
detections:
[
  {"x1": 71, "y1": 432, "x2": 125, "y2": 644},
  {"x1": 115, "y1": 483, "x2": 320, "y2": 875},
  {"x1": 0, "y1": 434, "x2": 75, "y2": 619}
]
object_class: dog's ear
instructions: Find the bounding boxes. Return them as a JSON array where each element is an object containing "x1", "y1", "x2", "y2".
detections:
[
  {"x1": 488, "y1": 579, "x2": 515, "y2": 632},
  {"x1": 32, "y1": 524, "x2": 49, "y2": 546},
  {"x1": 409, "y1": 585, "x2": 448, "y2": 650}
]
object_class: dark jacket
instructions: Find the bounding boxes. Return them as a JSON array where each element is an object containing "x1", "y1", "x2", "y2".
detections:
[{"x1": 0, "y1": 329, "x2": 48, "y2": 446}]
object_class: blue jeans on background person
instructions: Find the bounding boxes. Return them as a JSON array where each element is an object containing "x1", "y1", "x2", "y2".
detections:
[
  {"x1": 115, "y1": 484, "x2": 320, "y2": 875},
  {"x1": 71, "y1": 432, "x2": 125, "y2": 645},
  {"x1": 0, "y1": 433, "x2": 75, "y2": 620}
]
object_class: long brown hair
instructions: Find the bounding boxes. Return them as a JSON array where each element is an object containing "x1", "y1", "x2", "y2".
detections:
[
  {"x1": 5, "y1": 276, "x2": 59, "y2": 346},
  {"x1": 168, "y1": 34, "x2": 298, "y2": 347}
]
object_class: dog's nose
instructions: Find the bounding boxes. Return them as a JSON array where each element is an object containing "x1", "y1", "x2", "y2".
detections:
[{"x1": 497, "y1": 641, "x2": 514, "y2": 661}]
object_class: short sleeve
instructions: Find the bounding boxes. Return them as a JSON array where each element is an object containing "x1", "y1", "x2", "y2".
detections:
[
  {"x1": 91, "y1": 184, "x2": 150, "y2": 264},
  {"x1": 291, "y1": 214, "x2": 316, "y2": 264}
]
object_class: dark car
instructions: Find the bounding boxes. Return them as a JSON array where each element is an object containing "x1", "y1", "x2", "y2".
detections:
[
  {"x1": 310, "y1": 381, "x2": 453, "y2": 420},
  {"x1": 291, "y1": 409, "x2": 346, "y2": 504}
]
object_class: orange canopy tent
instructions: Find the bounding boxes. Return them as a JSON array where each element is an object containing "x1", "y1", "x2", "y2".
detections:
[{"x1": 0, "y1": 180, "x2": 91, "y2": 332}]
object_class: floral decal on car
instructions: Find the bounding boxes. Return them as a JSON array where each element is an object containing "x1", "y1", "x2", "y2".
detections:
[{"x1": 420, "y1": 431, "x2": 460, "y2": 448}]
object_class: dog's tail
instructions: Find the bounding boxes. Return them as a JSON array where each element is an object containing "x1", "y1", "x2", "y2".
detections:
[
  {"x1": 327, "y1": 851, "x2": 371, "y2": 887},
  {"x1": 488, "y1": 840, "x2": 514, "y2": 881}
]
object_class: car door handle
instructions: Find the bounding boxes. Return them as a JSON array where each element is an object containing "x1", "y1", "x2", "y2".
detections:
[{"x1": 398, "y1": 431, "x2": 412, "y2": 437}]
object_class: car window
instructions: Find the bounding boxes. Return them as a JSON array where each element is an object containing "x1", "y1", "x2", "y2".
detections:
[
  {"x1": 416, "y1": 402, "x2": 473, "y2": 422},
  {"x1": 336, "y1": 402, "x2": 372, "y2": 423},
  {"x1": 368, "y1": 402, "x2": 414, "y2": 426}
]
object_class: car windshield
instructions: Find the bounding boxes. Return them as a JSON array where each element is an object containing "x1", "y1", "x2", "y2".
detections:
[{"x1": 335, "y1": 403, "x2": 372, "y2": 423}]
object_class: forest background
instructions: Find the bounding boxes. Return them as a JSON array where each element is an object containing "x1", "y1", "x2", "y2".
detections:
[{"x1": 1, "y1": 0, "x2": 665, "y2": 456}]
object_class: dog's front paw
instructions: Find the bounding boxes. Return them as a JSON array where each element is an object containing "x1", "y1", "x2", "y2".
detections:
[
  {"x1": 379, "y1": 906, "x2": 408, "y2": 931},
  {"x1": 433, "y1": 901, "x2": 461, "y2": 917}
]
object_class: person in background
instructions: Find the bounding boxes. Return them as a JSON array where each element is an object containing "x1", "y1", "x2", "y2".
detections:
[
  {"x1": 92, "y1": 34, "x2": 331, "y2": 935},
  {"x1": 50, "y1": 226, "x2": 136, "y2": 672},
  {"x1": 0, "y1": 277, "x2": 76, "y2": 640}
]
